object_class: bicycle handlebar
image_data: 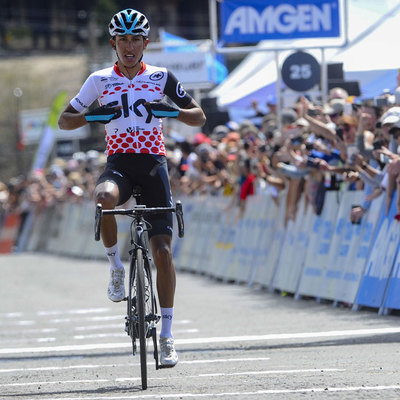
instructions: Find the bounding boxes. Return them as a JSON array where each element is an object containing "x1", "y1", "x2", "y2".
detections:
[{"x1": 94, "y1": 202, "x2": 184, "y2": 241}]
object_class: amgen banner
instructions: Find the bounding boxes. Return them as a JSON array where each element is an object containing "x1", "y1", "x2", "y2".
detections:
[{"x1": 220, "y1": 0, "x2": 340, "y2": 43}]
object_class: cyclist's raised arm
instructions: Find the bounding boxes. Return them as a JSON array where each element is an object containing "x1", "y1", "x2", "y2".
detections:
[
  {"x1": 153, "y1": 69, "x2": 206, "y2": 127},
  {"x1": 58, "y1": 104, "x2": 87, "y2": 130}
]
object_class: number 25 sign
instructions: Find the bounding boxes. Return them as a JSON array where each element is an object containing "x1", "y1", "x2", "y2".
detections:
[{"x1": 281, "y1": 51, "x2": 321, "y2": 92}]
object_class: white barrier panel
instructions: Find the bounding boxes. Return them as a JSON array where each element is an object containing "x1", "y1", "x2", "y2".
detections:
[
  {"x1": 296, "y1": 191, "x2": 340, "y2": 298},
  {"x1": 272, "y1": 196, "x2": 314, "y2": 293},
  {"x1": 24, "y1": 186, "x2": 400, "y2": 314},
  {"x1": 383, "y1": 233, "x2": 400, "y2": 312},
  {"x1": 64, "y1": 202, "x2": 87, "y2": 256},
  {"x1": 80, "y1": 202, "x2": 105, "y2": 259},
  {"x1": 200, "y1": 197, "x2": 230, "y2": 276},
  {"x1": 192, "y1": 198, "x2": 223, "y2": 275},
  {"x1": 223, "y1": 195, "x2": 267, "y2": 283},
  {"x1": 250, "y1": 190, "x2": 287, "y2": 287},
  {"x1": 334, "y1": 194, "x2": 384, "y2": 304},
  {"x1": 355, "y1": 192, "x2": 400, "y2": 309},
  {"x1": 211, "y1": 207, "x2": 237, "y2": 280},
  {"x1": 320, "y1": 190, "x2": 365, "y2": 301},
  {"x1": 27, "y1": 206, "x2": 59, "y2": 252},
  {"x1": 173, "y1": 197, "x2": 199, "y2": 271},
  {"x1": 47, "y1": 203, "x2": 68, "y2": 254}
]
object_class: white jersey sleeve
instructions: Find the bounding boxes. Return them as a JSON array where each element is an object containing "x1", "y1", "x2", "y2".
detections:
[{"x1": 70, "y1": 73, "x2": 102, "y2": 112}]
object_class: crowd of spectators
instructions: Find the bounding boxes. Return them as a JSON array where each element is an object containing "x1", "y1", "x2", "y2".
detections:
[
  {"x1": 166, "y1": 84, "x2": 400, "y2": 225},
  {"x1": 0, "y1": 150, "x2": 106, "y2": 223},
  {"x1": 3, "y1": 84, "x2": 400, "y2": 235}
]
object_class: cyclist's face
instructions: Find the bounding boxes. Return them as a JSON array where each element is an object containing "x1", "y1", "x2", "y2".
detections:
[{"x1": 112, "y1": 35, "x2": 148, "y2": 67}]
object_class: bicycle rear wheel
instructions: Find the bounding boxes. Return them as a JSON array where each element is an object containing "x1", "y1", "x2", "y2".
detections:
[{"x1": 136, "y1": 248, "x2": 147, "y2": 390}]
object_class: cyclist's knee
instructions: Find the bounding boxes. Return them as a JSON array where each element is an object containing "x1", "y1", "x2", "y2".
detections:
[
  {"x1": 151, "y1": 236, "x2": 172, "y2": 262},
  {"x1": 95, "y1": 186, "x2": 118, "y2": 209}
]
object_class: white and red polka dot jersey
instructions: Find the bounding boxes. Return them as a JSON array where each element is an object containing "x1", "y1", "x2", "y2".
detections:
[{"x1": 70, "y1": 62, "x2": 192, "y2": 157}]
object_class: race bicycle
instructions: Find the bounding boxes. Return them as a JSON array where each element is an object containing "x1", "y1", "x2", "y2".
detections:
[{"x1": 94, "y1": 186, "x2": 184, "y2": 390}]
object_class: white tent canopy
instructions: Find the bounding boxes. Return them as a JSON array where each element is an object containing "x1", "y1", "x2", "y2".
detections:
[{"x1": 211, "y1": 0, "x2": 400, "y2": 110}]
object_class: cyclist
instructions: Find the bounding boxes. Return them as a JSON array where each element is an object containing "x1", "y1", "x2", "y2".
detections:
[{"x1": 58, "y1": 8, "x2": 206, "y2": 367}]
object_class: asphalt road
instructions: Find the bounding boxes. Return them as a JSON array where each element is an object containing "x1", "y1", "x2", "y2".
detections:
[{"x1": 1, "y1": 253, "x2": 400, "y2": 399}]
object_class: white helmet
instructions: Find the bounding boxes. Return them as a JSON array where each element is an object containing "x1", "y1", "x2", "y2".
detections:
[{"x1": 109, "y1": 9, "x2": 150, "y2": 37}]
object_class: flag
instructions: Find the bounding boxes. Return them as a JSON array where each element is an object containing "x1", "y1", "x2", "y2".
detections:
[{"x1": 31, "y1": 91, "x2": 68, "y2": 171}]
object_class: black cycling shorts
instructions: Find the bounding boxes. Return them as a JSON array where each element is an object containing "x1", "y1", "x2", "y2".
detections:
[{"x1": 96, "y1": 153, "x2": 173, "y2": 238}]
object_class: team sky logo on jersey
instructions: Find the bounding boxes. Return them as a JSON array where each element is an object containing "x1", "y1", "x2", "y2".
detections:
[
  {"x1": 176, "y1": 82, "x2": 186, "y2": 98},
  {"x1": 107, "y1": 93, "x2": 158, "y2": 123},
  {"x1": 149, "y1": 71, "x2": 165, "y2": 81}
]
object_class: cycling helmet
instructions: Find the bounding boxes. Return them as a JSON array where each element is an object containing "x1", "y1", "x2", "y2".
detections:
[{"x1": 109, "y1": 9, "x2": 150, "y2": 37}]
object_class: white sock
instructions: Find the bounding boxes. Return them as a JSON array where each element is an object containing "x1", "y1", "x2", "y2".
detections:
[
  {"x1": 160, "y1": 307, "x2": 174, "y2": 339},
  {"x1": 105, "y1": 244, "x2": 124, "y2": 270}
]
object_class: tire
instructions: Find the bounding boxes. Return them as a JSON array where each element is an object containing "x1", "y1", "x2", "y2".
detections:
[
  {"x1": 127, "y1": 256, "x2": 137, "y2": 355},
  {"x1": 136, "y1": 248, "x2": 148, "y2": 390}
]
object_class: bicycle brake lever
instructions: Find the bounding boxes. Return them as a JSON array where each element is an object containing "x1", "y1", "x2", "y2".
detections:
[
  {"x1": 175, "y1": 201, "x2": 184, "y2": 238},
  {"x1": 94, "y1": 203, "x2": 102, "y2": 241}
]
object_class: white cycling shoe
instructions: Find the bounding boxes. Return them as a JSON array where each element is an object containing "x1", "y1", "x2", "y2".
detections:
[
  {"x1": 159, "y1": 337, "x2": 178, "y2": 367},
  {"x1": 107, "y1": 268, "x2": 125, "y2": 302}
]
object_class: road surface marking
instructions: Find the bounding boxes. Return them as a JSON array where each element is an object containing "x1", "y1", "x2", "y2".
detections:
[
  {"x1": 37, "y1": 307, "x2": 111, "y2": 316},
  {"x1": 48, "y1": 386, "x2": 400, "y2": 399},
  {"x1": 1, "y1": 326, "x2": 400, "y2": 354},
  {"x1": 116, "y1": 368, "x2": 344, "y2": 382},
  {"x1": 0, "y1": 357, "x2": 271, "y2": 374},
  {"x1": 0, "y1": 369, "x2": 344, "y2": 387}
]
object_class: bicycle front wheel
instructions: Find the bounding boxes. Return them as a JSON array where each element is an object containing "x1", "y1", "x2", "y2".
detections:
[{"x1": 136, "y1": 248, "x2": 147, "y2": 390}]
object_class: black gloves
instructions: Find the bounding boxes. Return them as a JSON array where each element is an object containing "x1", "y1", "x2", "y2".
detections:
[
  {"x1": 85, "y1": 101, "x2": 120, "y2": 124},
  {"x1": 145, "y1": 99, "x2": 180, "y2": 118}
]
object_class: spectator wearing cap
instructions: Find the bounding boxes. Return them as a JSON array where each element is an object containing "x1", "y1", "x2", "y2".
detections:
[
  {"x1": 328, "y1": 87, "x2": 349, "y2": 101},
  {"x1": 337, "y1": 115, "x2": 358, "y2": 147},
  {"x1": 380, "y1": 107, "x2": 400, "y2": 153},
  {"x1": 210, "y1": 125, "x2": 229, "y2": 143},
  {"x1": 275, "y1": 108, "x2": 299, "y2": 145},
  {"x1": 323, "y1": 98, "x2": 345, "y2": 129}
]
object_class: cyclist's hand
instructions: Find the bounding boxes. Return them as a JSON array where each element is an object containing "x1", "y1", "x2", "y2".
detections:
[
  {"x1": 85, "y1": 101, "x2": 120, "y2": 124},
  {"x1": 145, "y1": 99, "x2": 180, "y2": 118}
]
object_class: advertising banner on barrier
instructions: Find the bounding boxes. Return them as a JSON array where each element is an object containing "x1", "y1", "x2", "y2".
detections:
[
  {"x1": 321, "y1": 191, "x2": 364, "y2": 300},
  {"x1": 196, "y1": 203, "x2": 224, "y2": 275},
  {"x1": 296, "y1": 192, "x2": 340, "y2": 298},
  {"x1": 220, "y1": 0, "x2": 341, "y2": 43},
  {"x1": 272, "y1": 197, "x2": 314, "y2": 293},
  {"x1": 384, "y1": 239, "x2": 400, "y2": 311},
  {"x1": 250, "y1": 191, "x2": 286, "y2": 287},
  {"x1": 213, "y1": 209, "x2": 238, "y2": 279},
  {"x1": 355, "y1": 192, "x2": 400, "y2": 309},
  {"x1": 336, "y1": 194, "x2": 384, "y2": 304},
  {"x1": 174, "y1": 198, "x2": 199, "y2": 271},
  {"x1": 225, "y1": 195, "x2": 267, "y2": 283}
]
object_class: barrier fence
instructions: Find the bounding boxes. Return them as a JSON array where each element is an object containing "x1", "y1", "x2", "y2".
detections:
[{"x1": 3, "y1": 188, "x2": 400, "y2": 316}]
